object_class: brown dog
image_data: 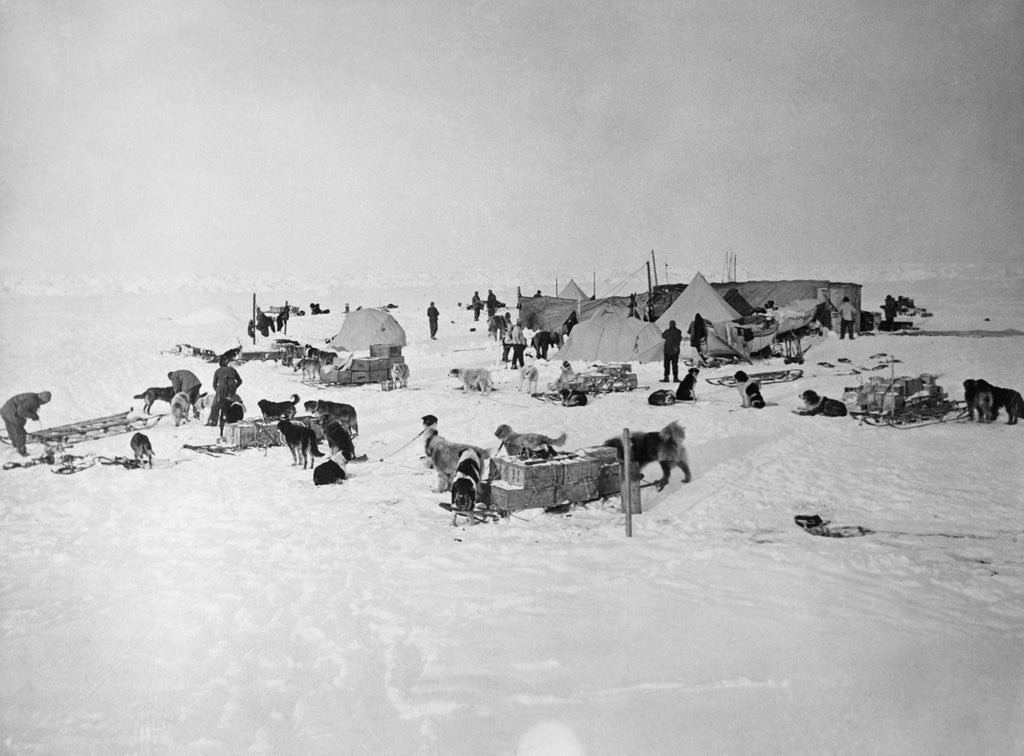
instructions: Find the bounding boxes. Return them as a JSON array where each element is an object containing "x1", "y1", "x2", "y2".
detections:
[
  {"x1": 494, "y1": 424, "x2": 566, "y2": 457},
  {"x1": 423, "y1": 427, "x2": 490, "y2": 492},
  {"x1": 130, "y1": 432, "x2": 154, "y2": 468}
]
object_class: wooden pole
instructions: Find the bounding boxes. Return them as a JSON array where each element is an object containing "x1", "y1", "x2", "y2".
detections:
[
  {"x1": 622, "y1": 428, "x2": 633, "y2": 537},
  {"x1": 651, "y1": 250, "x2": 659, "y2": 286},
  {"x1": 284, "y1": 300, "x2": 288, "y2": 335},
  {"x1": 592, "y1": 272, "x2": 596, "y2": 299},
  {"x1": 251, "y1": 293, "x2": 256, "y2": 345}
]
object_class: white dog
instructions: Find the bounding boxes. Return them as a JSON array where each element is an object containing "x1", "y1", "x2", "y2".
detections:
[
  {"x1": 519, "y1": 363, "x2": 539, "y2": 395},
  {"x1": 449, "y1": 368, "x2": 494, "y2": 395},
  {"x1": 390, "y1": 362, "x2": 410, "y2": 388}
]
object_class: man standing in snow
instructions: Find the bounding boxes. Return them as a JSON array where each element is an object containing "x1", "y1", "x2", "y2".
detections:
[
  {"x1": 427, "y1": 302, "x2": 440, "y2": 340},
  {"x1": 661, "y1": 319, "x2": 683, "y2": 383},
  {"x1": 839, "y1": 296, "x2": 857, "y2": 340},
  {"x1": 509, "y1": 320, "x2": 527, "y2": 369},
  {"x1": 207, "y1": 357, "x2": 242, "y2": 427},
  {"x1": 1, "y1": 391, "x2": 51, "y2": 457}
]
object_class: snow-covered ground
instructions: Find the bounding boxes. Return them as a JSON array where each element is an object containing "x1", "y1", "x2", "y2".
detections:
[{"x1": 0, "y1": 273, "x2": 1022, "y2": 754}]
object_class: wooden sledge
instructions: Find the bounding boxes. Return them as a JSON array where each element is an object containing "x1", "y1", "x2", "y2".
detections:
[
  {"x1": 1, "y1": 411, "x2": 164, "y2": 448},
  {"x1": 705, "y1": 369, "x2": 804, "y2": 387}
]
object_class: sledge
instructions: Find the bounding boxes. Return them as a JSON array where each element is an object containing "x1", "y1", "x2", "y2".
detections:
[
  {"x1": 1, "y1": 411, "x2": 164, "y2": 448},
  {"x1": 705, "y1": 369, "x2": 804, "y2": 387},
  {"x1": 438, "y1": 502, "x2": 504, "y2": 526},
  {"x1": 849, "y1": 398, "x2": 968, "y2": 429}
]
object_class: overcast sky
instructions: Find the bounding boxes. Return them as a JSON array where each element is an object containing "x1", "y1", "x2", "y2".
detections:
[{"x1": 1, "y1": 0, "x2": 1021, "y2": 279}]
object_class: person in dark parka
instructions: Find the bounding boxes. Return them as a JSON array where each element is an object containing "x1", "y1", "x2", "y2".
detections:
[
  {"x1": 1, "y1": 391, "x2": 51, "y2": 456},
  {"x1": 207, "y1": 358, "x2": 242, "y2": 427},
  {"x1": 661, "y1": 319, "x2": 683, "y2": 383},
  {"x1": 427, "y1": 302, "x2": 440, "y2": 340},
  {"x1": 167, "y1": 369, "x2": 202, "y2": 407}
]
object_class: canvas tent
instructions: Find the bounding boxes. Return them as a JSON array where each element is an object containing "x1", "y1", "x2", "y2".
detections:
[
  {"x1": 558, "y1": 279, "x2": 590, "y2": 300},
  {"x1": 554, "y1": 313, "x2": 664, "y2": 363},
  {"x1": 655, "y1": 272, "x2": 741, "y2": 330},
  {"x1": 327, "y1": 309, "x2": 406, "y2": 352}
]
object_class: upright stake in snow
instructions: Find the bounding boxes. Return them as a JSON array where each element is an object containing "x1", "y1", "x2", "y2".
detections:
[
  {"x1": 622, "y1": 428, "x2": 633, "y2": 538},
  {"x1": 251, "y1": 293, "x2": 257, "y2": 346}
]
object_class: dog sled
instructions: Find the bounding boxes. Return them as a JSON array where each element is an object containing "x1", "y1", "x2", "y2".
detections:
[
  {"x1": 845, "y1": 373, "x2": 968, "y2": 428},
  {"x1": 705, "y1": 369, "x2": 804, "y2": 387},
  {"x1": 0, "y1": 411, "x2": 164, "y2": 448},
  {"x1": 849, "y1": 397, "x2": 968, "y2": 429}
]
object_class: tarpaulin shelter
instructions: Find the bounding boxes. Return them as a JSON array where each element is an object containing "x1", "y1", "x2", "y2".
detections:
[
  {"x1": 558, "y1": 279, "x2": 590, "y2": 300},
  {"x1": 554, "y1": 313, "x2": 664, "y2": 363},
  {"x1": 709, "y1": 280, "x2": 861, "y2": 316},
  {"x1": 518, "y1": 295, "x2": 633, "y2": 333},
  {"x1": 327, "y1": 309, "x2": 407, "y2": 352}
]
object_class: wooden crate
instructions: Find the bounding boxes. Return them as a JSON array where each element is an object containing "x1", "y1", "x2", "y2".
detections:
[
  {"x1": 482, "y1": 481, "x2": 555, "y2": 511},
  {"x1": 224, "y1": 420, "x2": 282, "y2": 449},
  {"x1": 490, "y1": 456, "x2": 566, "y2": 488},
  {"x1": 370, "y1": 343, "x2": 404, "y2": 358}
]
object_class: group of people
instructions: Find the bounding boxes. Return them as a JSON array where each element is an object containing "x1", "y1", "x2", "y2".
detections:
[
  {"x1": 660, "y1": 314, "x2": 709, "y2": 383},
  {"x1": 468, "y1": 290, "x2": 501, "y2": 322}
]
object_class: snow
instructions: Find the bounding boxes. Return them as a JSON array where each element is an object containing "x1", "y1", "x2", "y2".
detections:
[{"x1": 0, "y1": 274, "x2": 1022, "y2": 754}]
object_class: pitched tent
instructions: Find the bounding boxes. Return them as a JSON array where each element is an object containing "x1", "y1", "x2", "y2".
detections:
[
  {"x1": 327, "y1": 309, "x2": 407, "y2": 352},
  {"x1": 655, "y1": 272, "x2": 740, "y2": 330},
  {"x1": 558, "y1": 279, "x2": 589, "y2": 300},
  {"x1": 554, "y1": 313, "x2": 664, "y2": 363}
]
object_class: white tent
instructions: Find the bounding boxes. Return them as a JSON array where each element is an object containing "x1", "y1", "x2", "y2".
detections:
[
  {"x1": 327, "y1": 309, "x2": 406, "y2": 352},
  {"x1": 655, "y1": 271, "x2": 740, "y2": 330},
  {"x1": 558, "y1": 279, "x2": 589, "y2": 300},
  {"x1": 554, "y1": 313, "x2": 664, "y2": 363}
]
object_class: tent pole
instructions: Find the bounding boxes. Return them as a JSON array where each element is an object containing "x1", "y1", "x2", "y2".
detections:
[
  {"x1": 622, "y1": 428, "x2": 633, "y2": 537},
  {"x1": 284, "y1": 300, "x2": 288, "y2": 335},
  {"x1": 651, "y1": 250, "x2": 658, "y2": 286},
  {"x1": 252, "y1": 293, "x2": 256, "y2": 345},
  {"x1": 592, "y1": 272, "x2": 596, "y2": 299}
]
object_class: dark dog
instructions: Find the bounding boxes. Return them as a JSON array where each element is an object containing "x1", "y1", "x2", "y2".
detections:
[
  {"x1": 734, "y1": 371, "x2": 764, "y2": 409},
  {"x1": 676, "y1": 367, "x2": 700, "y2": 401},
  {"x1": 258, "y1": 394, "x2": 300, "y2": 421},
  {"x1": 647, "y1": 389, "x2": 676, "y2": 406},
  {"x1": 130, "y1": 432, "x2": 154, "y2": 468},
  {"x1": 304, "y1": 345, "x2": 336, "y2": 365},
  {"x1": 313, "y1": 452, "x2": 348, "y2": 485},
  {"x1": 966, "y1": 378, "x2": 1021, "y2": 424},
  {"x1": 797, "y1": 390, "x2": 848, "y2": 417},
  {"x1": 277, "y1": 419, "x2": 325, "y2": 469},
  {"x1": 963, "y1": 379, "x2": 980, "y2": 421},
  {"x1": 218, "y1": 397, "x2": 246, "y2": 439},
  {"x1": 303, "y1": 399, "x2": 358, "y2": 436},
  {"x1": 320, "y1": 413, "x2": 355, "y2": 461},
  {"x1": 217, "y1": 346, "x2": 242, "y2": 365},
  {"x1": 603, "y1": 421, "x2": 691, "y2": 491},
  {"x1": 449, "y1": 449, "x2": 482, "y2": 524},
  {"x1": 133, "y1": 386, "x2": 175, "y2": 414},
  {"x1": 560, "y1": 388, "x2": 588, "y2": 407}
]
